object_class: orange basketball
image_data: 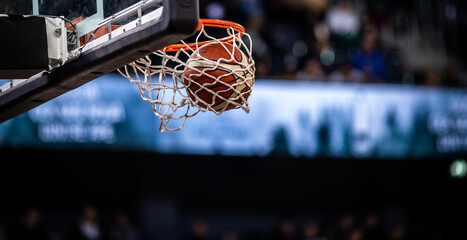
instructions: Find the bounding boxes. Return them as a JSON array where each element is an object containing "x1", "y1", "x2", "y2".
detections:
[{"x1": 183, "y1": 42, "x2": 254, "y2": 112}]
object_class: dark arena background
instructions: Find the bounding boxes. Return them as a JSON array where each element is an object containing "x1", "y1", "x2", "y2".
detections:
[{"x1": 1, "y1": 0, "x2": 467, "y2": 240}]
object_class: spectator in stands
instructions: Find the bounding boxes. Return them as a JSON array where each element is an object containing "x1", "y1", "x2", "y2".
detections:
[
  {"x1": 325, "y1": 0, "x2": 361, "y2": 50},
  {"x1": 351, "y1": 31, "x2": 387, "y2": 82},
  {"x1": 255, "y1": 59, "x2": 273, "y2": 79},
  {"x1": 69, "y1": 204, "x2": 105, "y2": 240},
  {"x1": 271, "y1": 219, "x2": 298, "y2": 240},
  {"x1": 443, "y1": 62, "x2": 461, "y2": 87},
  {"x1": 328, "y1": 61, "x2": 365, "y2": 83},
  {"x1": 336, "y1": 215, "x2": 354, "y2": 240},
  {"x1": 313, "y1": 23, "x2": 332, "y2": 53},
  {"x1": 185, "y1": 219, "x2": 211, "y2": 240},
  {"x1": 301, "y1": 0, "x2": 328, "y2": 17},
  {"x1": 110, "y1": 212, "x2": 139, "y2": 240},
  {"x1": 244, "y1": 17, "x2": 271, "y2": 78},
  {"x1": 302, "y1": 221, "x2": 325, "y2": 240},
  {"x1": 349, "y1": 229, "x2": 363, "y2": 240},
  {"x1": 239, "y1": 0, "x2": 264, "y2": 21},
  {"x1": 388, "y1": 225, "x2": 405, "y2": 240},
  {"x1": 7, "y1": 207, "x2": 49, "y2": 240},
  {"x1": 423, "y1": 70, "x2": 441, "y2": 86},
  {"x1": 205, "y1": 1, "x2": 226, "y2": 20},
  {"x1": 296, "y1": 58, "x2": 326, "y2": 81},
  {"x1": 363, "y1": 214, "x2": 382, "y2": 240}
]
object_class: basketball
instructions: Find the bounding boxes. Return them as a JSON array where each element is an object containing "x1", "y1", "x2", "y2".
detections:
[{"x1": 183, "y1": 42, "x2": 254, "y2": 112}]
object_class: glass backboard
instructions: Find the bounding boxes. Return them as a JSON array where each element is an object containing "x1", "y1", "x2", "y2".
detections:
[
  {"x1": 13, "y1": 0, "x2": 157, "y2": 37},
  {"x1": 0, "y1": 0, "x2": 199, "y2": 123}
]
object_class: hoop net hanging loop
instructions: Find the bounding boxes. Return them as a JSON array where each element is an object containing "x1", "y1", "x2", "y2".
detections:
[{"x1": 118, "y1": 19, "x2": 255, "y2": 132}]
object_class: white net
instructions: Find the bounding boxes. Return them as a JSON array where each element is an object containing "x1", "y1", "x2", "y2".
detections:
[{"x1": 118, "y1": 20, "x2": 255, "y2": 132}]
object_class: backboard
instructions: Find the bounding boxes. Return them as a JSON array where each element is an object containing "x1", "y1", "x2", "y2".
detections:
[{"x1": 0, "y1": 0, "x2": 199, "y2": 123}]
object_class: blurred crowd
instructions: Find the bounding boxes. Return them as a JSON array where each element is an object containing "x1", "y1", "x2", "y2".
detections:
[
  {"x1": 0, "y1": 205, "x2": 408, "y2": 240},
  {"x1": 0, "y1": 205, "x2": 139, "y2": 240},
  {"x1": 199, "y1": 0, "x2": 464, "y2": 86},
  {"x1": 184, "y1": 215, "x2": 405, "y2": 240}
]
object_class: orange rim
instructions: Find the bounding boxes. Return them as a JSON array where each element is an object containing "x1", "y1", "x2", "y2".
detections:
[{"x1": 162, "y1": 19, "x2": 245, "y2": 52}]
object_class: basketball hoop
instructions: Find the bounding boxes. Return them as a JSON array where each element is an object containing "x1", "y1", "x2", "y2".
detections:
[
  {"x1": 118, "y1": 19, "x2": 255, "y2": 132},
  {"x1": 163, "y1": 19, "x2": 246, "y2": 52}
]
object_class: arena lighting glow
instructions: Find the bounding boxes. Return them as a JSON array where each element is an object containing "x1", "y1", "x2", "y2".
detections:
[{"x1": 450, "y1": 159, "x2": 467, "y2": 178}]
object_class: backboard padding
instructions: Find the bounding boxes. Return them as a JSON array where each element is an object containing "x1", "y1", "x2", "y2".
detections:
[{"x1": 0, "y1": 16, "x2": 49, "y2": 78}]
